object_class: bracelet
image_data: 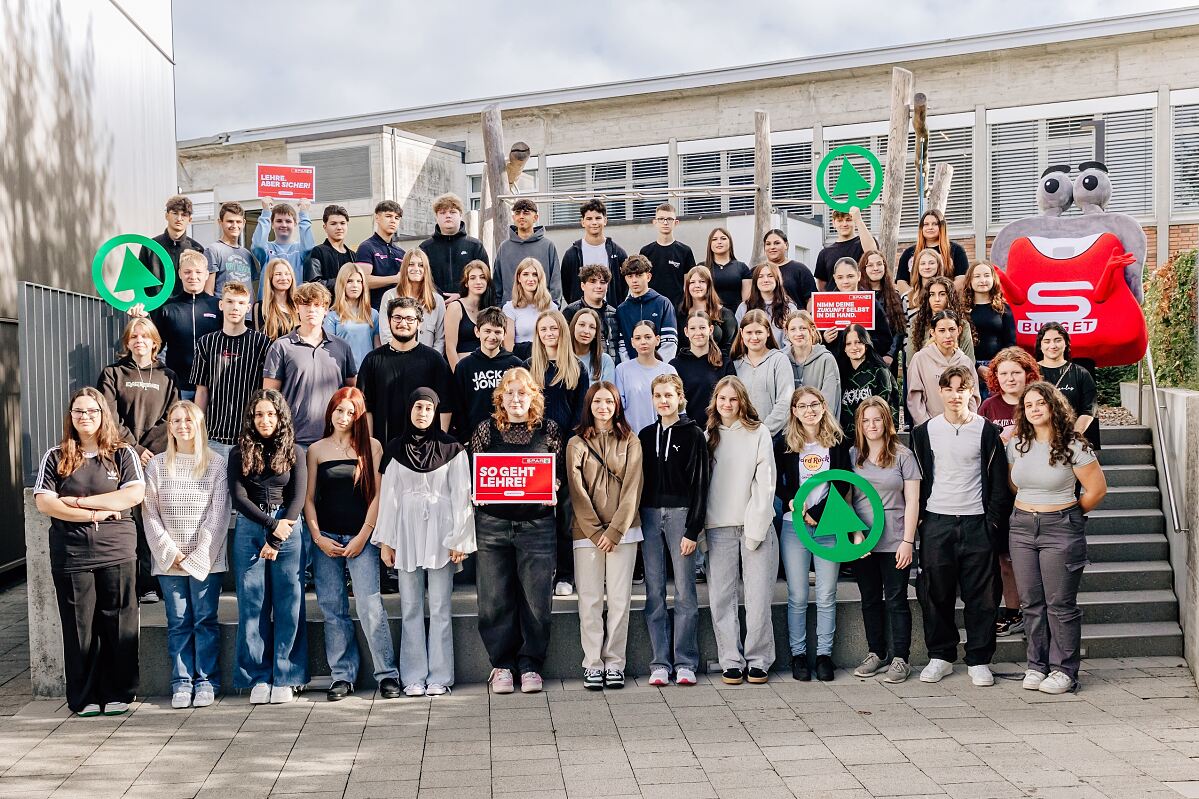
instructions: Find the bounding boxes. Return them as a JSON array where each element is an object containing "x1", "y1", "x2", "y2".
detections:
[
  {"x1": 364, "y1": 522, "x2": 375, "y2": 530},
  {"x1": 90, "y1": 510, "x2": 97, "y2": 522},
  {"x1": 902, "y1": 538, "x2": 915, "y2": 545}
]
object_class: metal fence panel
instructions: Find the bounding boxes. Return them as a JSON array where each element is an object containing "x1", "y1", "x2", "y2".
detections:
[{"x1": 19, "y1": 283, "x2": 124, "y2": 486}]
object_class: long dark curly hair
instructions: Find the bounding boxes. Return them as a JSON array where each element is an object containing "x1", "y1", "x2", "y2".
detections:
[
  {"x1": 912, "y1": 275, "x2": 976, "y2": 352},
  {"x1": 238, "y1": 389, "x2": 297, "y2": 476},
  {"x1": 1012, "y1": 381, "x2": 1090, "y2": 467}
]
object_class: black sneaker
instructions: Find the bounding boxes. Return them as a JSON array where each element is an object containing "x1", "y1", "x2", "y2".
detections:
[
  {"x1": 1007, "y1": 613, "x2": 1025, "y2": 635},
  {"x1": 791, "y1": 654, "x2": 810, "y2": 682},
  {"x1": 996, "y1": 610, "x2": 1023, "y2": 637},
  {"x1": 327, "y1": 680, "x2": 353, "y2": 701},
  {"x1": 721, "y1": 668, "x2": 744, "y2": 685},
  {"x1": 381, "y1": 569, "x2": 399, "y2": 595},
  {"x1": 604, "y1": 669, "x2": 625, "y2": 689},
  {"x1": 694, "y1": 567, "x2": 706, "y2": 584},
  {"x1": 816, "y1": 655, "x2": 835, "y2": 682},
  {"x1": 378, "y1": 678, "x2": 401, "y2": 699},
  {"x1": 583, "y1": 669, "x2": 604, "y2": 690},
  {"x1": 747, "y1": 667, "x2": 769, "y2": 684},
  {"x1": 632, "y1": 569, "x2": 645, "y2": 586}
]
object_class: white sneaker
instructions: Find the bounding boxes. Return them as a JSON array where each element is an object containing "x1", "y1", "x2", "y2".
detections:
[
  {"x1": 674, "y1": 668, "x2": 697, "y2": 686},
  {"x1": 1038, "y1": 671, "x2": 1076, "y2": 695},
  {"x1": 268, "y1": 685, "x2": 294, "y2": 704},
  {"x1": 102, "y1": 702, "x2": 129, "y2": 715},
  {"x1": 78, "y1": 703, "x2": 101, "y2": 717},
  {"x1": 403, "y1": 684, "x2": 426, "y2": 697},
  {"x1": 425, "y1": 684, "x2": 449, "y2": 696},
  {"x1": 554, "y1": 581, "x2": 574, "y2": 597},
  {"x1": 1022, "y1": 670, "x2": 1047, "y2": 690},
  {"x1": 171, "y1": 690, "x2": 192, "y2": 709},
  {"x1": 193, "y1": 686, "x2": 215, "y2": 707},
  {"x1": 648, "y1": 668, "x2": 669, "y2": 687},
  {"x1": 249, "y1": 683, "x2": 271, "y2": 704},
  {"x1": 968, "y1": 664, "x2": 995, "y2": 687},
  {"x1": 920, "y1": 658, "x2": 954, "y2": 683}
]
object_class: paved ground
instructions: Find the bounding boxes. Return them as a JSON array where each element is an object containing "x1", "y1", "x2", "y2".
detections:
[{"x1": 5, "y1": 582, "x2": 1199, "y2": 798}]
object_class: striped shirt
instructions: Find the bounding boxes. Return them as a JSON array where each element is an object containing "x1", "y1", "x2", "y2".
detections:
[
  {"x1": 142, "y1": 452, "x2": 230, "y2": 578},
  {"x1": 191, "y1": 329, "x2": 270, "y2": 444}
]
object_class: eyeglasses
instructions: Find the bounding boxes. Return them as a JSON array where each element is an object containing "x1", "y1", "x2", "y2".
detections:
[
  {"x1": 793, "y1": 401, "x2": 823, "y2": 411},
  {"x1": 390, "y1": 315, "x2": 420, "y2": 324},
  {"x1": 71, "y1": 408, "x2": 102, "y2": 418},
  {"x1": 502, "y1": 390, "x2": 531, "y2": 400},
  {"x1": 654, "y1": 217, "x2": 677, "y2": 224}
]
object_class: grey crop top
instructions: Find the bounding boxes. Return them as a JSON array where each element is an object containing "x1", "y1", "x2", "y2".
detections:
[{"x1": 1006, "y1": 438, "x2": 1096, "y2": 505}]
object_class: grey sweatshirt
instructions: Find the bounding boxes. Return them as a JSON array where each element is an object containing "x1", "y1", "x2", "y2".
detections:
[
  {"x1": 705, "y1": 420, "x2": 776, "y2": 547},
  {"x1": 495, "y1": 225, "x2": 562, "y2": 304},
  {"x1": 782, "y1": 343, "x2": 841, "y2": 419},
  {"x1": 734, "y1": 348, "x2": 793, "y2": 437}
]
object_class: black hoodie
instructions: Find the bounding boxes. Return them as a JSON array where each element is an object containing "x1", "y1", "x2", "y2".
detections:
[
  {"x1": 669, "y1": 347, "x2": 735, "y2": 422},
  {"x1": 561, "y1": 237, "x2": 629, "y2": 307},
  {"x1": 638, "y1": 415, "x2": 709, "y2": 540},
  {"x1": 304, "y1": 239, "x2": 356, "y2": 292},
  {"x1": 831, "y1": 328, "x2": 900, "y2": 439},
  {"x1": 453, "y1": 347, "x2": 524, "y2": 443},
  {"x1": 151, "y1": 291, "x2": 222, "y2": 392},
  {"x1": 96, "y1": 356, "x2": 180, "y2": 455},
  {"x1": 419, "y1": 222, "x2": 490, "y2": 297}
]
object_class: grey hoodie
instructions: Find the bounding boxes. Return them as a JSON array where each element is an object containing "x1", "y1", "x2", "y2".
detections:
[
  {"x1": 495, "y1": 225, "x2": 562, "y2": 304},
  {"x1": 734, "y1": 348, "x2": 793, "y2": 437},
  {"x1": 782, "y1": 343, "x2": 841, "y2": 419}
]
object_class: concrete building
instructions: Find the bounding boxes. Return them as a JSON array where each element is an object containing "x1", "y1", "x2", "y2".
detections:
[{"x1": 177, "y1": 8, "x2": 1199, "y2": 272}]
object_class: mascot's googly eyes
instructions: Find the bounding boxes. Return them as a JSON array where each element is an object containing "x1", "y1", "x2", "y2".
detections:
[
  {"x1": 1038, "y1": 165, "x2": 1074, "y2": 217},
  {"x1": 1073, "y1": 161, "x2": 1111, "y2": 214}
]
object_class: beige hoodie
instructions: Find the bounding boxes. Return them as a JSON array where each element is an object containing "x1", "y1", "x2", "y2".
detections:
[
  {"x1": 906, "y1": 342, "x2": 981, "y2": 425},
  {"x1": 705, "y1": 420, "x2": 776, "y2": 548}
]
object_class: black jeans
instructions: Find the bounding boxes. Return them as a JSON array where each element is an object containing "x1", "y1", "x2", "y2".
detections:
[
  {"x1": 916, "y1": 512, "x2": 1000, "y2": 666},
  {"x1": 52, "y1": 560, "x2": 139, "y2": 711},
  {"x1": 554, "y1": 483, "x2": 574, "y2": 584},
  {"x1": 854, "y1": 551, "x2": 913, "y2": 660},
  {"x1": 131, "y1": 506, "x2": 158, "y2": 597},
  {"x1": 475, "y1": 512, "x2": 556, "y2": 674}
]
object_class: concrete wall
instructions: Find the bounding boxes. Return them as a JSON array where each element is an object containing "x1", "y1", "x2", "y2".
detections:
[{"x1": 1120, "y1": 382, "x2": 1199, "y2": 687}]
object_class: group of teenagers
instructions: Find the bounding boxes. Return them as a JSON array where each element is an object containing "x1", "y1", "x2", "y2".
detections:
[{"x1": 33, "y1": 191, "x2": 1109, "y2": 717}]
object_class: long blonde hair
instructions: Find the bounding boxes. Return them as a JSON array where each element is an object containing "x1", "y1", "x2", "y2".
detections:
[
  {"x1": 705, "y1": 375, "x2": 762, "y2": 456},
  {"x1": 529, "y1": 310, "x2": 581, "y2": 389},
  {"x1": 399, "y1": 249, "x2": 438, "y2": 313},
  {"x1": 332, "y1": 263, "x2": 372, "y2": 324},
  {"x1": 512, "y1": 258, "x2": 553, "y2": 310},
  {"x1": 164, "y1": 401, "x2": 212, "y2": 480},
  {"x1": 261, "y1": 258, "x2": 297, "y2": 340},
  {"x1": 784, "y1": 387, "x2": 843, "y2": 453}
]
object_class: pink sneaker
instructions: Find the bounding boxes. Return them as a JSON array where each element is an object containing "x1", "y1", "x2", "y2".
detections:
[
  {"x1": 675, "y1": 668, "x2": 697, "y2": 686},
  {"x1": 489, "y1": 668, "x2": 514, "y2": 694},
  {"x1": 648, "y1": 668, "x2": 670, "y2": 686},
  {"x1": 520, "y1": 672, "x2": 544, "y2": 693}
]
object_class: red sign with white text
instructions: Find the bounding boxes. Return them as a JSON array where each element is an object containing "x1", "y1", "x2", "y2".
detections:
[
  {"x1": 473, "y1": 453, "x2": 556, "y2": 504},
  {"x1": 811, "y1": 291, "x2": 875, "y2": 330},
  {"x1": 256, "y1": 164, "x2": 316, "y2": 201}
]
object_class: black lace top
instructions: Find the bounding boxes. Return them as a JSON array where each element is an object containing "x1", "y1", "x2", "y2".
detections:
[{"x1": 470, "y1": 417, "x2": 563, "y2": 521}]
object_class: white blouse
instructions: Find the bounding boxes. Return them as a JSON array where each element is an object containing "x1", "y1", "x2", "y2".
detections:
[{"x1": 371, "y1": 451, "x2": 476, "y2": 572}]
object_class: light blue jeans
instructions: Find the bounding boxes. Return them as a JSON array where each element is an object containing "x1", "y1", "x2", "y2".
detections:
[
  {"x1": 641, "y1": 507, "x2": 699, "y2": 673},
  {"x1": 158, "y1": 572, "x2": 222, "y2": 694},
  {"x1": 312, "y1": 532, "x2": 398, "y2": 685},
  {"x1": 780, "y1": 519, "x2": 840, "y2": 657},
  {"x1": 396, "y1": 564, "x2": 455, "y2": 688}
]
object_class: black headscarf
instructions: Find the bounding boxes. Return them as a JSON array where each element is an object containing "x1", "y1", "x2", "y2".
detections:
[{"x1": 382, "y1": 388, "x2": 462, "y2": 473}]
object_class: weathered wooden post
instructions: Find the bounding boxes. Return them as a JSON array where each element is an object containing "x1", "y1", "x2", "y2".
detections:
[
  {"x1": 480, "y1": 104, "x2": 512, "y2": 260},
  {"x1": 751, "y1": 110, "x2": 772, "y2": 267},
  {"x1": 927, "y1": 163, "x2": 955, "y2": 215},
  {"x1": 878, "y1": 68, "x2": 914, "y2": 270}
]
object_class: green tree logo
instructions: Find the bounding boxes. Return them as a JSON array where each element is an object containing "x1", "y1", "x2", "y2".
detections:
[
  {"x1": 816, "y1": 145, "x2": 884, "y2": 213},
  {"x1": 91, "y1": 234, "x2": 175, "y2": 312},
  {"x1": 792, "y1": 469, "x2": 886, "y2": 562}
]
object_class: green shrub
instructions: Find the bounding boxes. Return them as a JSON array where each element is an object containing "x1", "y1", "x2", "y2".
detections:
[{"x1": 1145, "y1": 248, "x2": 1199, "y2": 390}]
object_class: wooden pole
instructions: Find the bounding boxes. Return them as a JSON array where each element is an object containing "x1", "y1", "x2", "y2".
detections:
[
  {"x1": 927, "y1": 163, "x2": 955, "y2": 215},
  {"x1": 481, "y1": 105, "x2": 511, "y2": 260},
  {"x1": 878, "y1": 67, "x2": 914, "y2": 273},
  {"x1": 751, "y1": 110, "x2": 772, "y2": 268}
]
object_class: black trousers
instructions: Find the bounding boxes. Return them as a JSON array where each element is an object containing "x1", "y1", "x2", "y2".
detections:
[
  {"x1": 554, "y1": 483, "x2": 574, "y2": 584},
  {"x1": 854, "y1": 551, "x2": 913, "y2": 661},
  {"x1": 916, "y1": 512, "x2": 1000, "y2": 666},
  {"x1": 52, "y1": 560, "x2": 139, "y2": 711},
  {"x1": 475, "y1": 513, "x2": 556, "y2": 674},
  {"x1": 131, "y1": 506, "x2": 158, "y2": 597}
]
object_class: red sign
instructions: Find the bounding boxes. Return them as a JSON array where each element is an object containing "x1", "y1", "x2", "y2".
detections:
[
  {"x1": 811, "y1": 291, "x2": 875, "y2": 330},
  {"x1": 472, "y1": 453, "x2": 556, "y2": 504},
  {"x1": 256, "y1": 164, "x2": 316, "y2": 201}
]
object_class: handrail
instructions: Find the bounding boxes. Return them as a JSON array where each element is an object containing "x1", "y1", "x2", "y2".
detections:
[{"x1": 1137, "y1": 349, "x2": 1188, "y2": 536}]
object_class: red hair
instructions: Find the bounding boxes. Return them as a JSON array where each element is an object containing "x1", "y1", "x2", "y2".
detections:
[
  {"x1": 985, "y1": 346, "x2": 1040, "y2": 397},
  {"x1": 322, "y1": 387, "x2": 376, "y2": 504}
]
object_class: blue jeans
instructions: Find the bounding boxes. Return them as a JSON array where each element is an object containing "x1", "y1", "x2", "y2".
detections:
[
  {"x1": 641, "y1": 507, "x2": 699, "y2": 672},
  {"x1": 232, "y1": 513, "x2": 309, "y2": 689},
  {"x1": 780, "y1": 519, "x2": 840, "y2": 657},
  {"x1": 312, "y1": 533, "x2": 398, "y2": 685},
  {"x1": 397, "y1": 564, "x2": 455, "y2": 688},
  {"x1": 158, "y1": 573, "x2": 222, "y2": 694}
]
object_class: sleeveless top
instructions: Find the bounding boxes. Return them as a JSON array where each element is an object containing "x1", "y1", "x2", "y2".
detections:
[
  {"x1": 314, "y1": 458, "x2": 368, "y2": 535},
  {"x1": 453, "y1": 299, "x2": 480, "y2": 354}
]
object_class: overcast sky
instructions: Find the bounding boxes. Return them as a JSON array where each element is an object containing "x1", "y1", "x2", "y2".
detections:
[{"x1": 172, "y1": 0, "x2": 1196, "y2": 141}]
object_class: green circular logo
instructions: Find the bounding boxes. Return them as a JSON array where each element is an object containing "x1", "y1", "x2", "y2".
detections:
[
  {"x1": 792, "y1": 468, "x2": 885, "y2": 563},
  {"x1": 91, "y1": 234, "x2": 176, "y2": 313},
  {"x1": 816, "y1": 145, "x2": 884, "y2": 213}
]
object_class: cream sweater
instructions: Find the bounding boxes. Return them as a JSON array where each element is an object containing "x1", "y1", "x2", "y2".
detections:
[{"x1": 705, "y1": 421, "x2": 776, "y2": 548}]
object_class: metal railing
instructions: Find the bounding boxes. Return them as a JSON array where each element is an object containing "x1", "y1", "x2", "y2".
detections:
[{"x1": 1136, "y1": 348, "x2": 1188, "y2": 536}]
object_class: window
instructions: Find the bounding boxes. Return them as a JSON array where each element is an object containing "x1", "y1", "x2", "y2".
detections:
[
  {"x1": 1173, "y1": 104, "x2": 1199, "y2": 214},
  {"x1": 299, "y1": 146, "x2": 371, "y2": 202},
  {"x1": 989, "y1": 109, "x2": 1154, "y2": 226},
  {"x1": 771, "y1": 143, "x2": 813, "y2": 216},
  {"x1": 680, "y1": 149, "x2": 755, "y2": 216},
  {"x1": 547, "y1": 157, "x2": 669, "y2": 223}
]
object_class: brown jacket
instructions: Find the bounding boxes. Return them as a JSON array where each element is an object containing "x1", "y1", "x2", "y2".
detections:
[{"x1": 566, "y1": 431, "x2": 643, "y2": 546}]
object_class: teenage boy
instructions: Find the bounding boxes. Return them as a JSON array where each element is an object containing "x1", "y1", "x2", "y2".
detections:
[
  {"x1": 562, "y1": 264, "x2": 620, "y2": 361},
  {"x1": 140, "y1": 195, "x2": 205, "y2": 295},
  {"x1": 452, "y1": 306, "x2": 523, "y2": 442},
  {"x1": 616, "y1": 255, "x2": 678, "y2": 362},
  {"x1": 205, "y1": 201, "x2": 260, "y2": 296},
  {"x1": 252, "y1": 197, "x2": 315, "y2": 289},
  {"x1": 909, "y1": 364, "x2": 1013, "y2": 687},
  {"x1": 305, "y1": 204, "x2": 357, "y2": 292},
  {"x1": 494, "y1": 199, "x2": 561, "y2": 304},
  {"x1": 192, "y1": 282, "x2": 271, "y2": 461},
  {"x1": 358, "y1": 297, "x2": 455, "y2": 447},
  {"x1": 144, "y1": 250, "x2": 222, "y2": 400},
  {"x1": 639, "y1": 203, "x2": 695, "y2": 308},
  {"x1": 419, "y1": 193, "x2": 489, "y2": 300},
  {"x1": 357, "y1": 200, "x2": 406, "y2": 309},
  {"x1": 561, "y1": 199, "x2": 628, "y2": 307},
  {"x1": 813, "y1": 206, "x2": 877, "y2": 290},
  {"x1": 263, "y1": 282, "x2": 357, "y2": 446}
]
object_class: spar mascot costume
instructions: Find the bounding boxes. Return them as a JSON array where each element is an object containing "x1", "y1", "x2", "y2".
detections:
[{"x1": 989, "y1": 162, "x2": 1148, "y2": 367}]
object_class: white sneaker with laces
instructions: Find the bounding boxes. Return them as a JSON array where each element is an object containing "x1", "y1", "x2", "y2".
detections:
[
  {"x1": 1038, "y1": 671, "x2": 1075, "y2": 695},
  {"x1": 102, "y1": 702, "x2": 129, "y2": 715},
  {"x1": 648, "y1": 668, "x2": 669, "y2": 687},
  {"x1": 249, "y1": 683, "x2": 271, "y2": 704},
  {"x1": 553, "y1": 581, "x2": 574, "y2": 597},
  {"x1": 403, "y1": 683, "x2": 426, "y2": 697},
  {"x1": 171, "y1": 690, "x2": 192, "y2": 709},
  {"x1": 919, "y1": 658, "x2": 953, "y2": 683},
  {"x1": 425, "y1": 684, "x2": 449, "y2": 696},
  {"x1": 674, "y1": 668, "x2": 697, "y2": 686},
  {"x1": 78, "y1": 703, "x2": 101, "y2": 717},
  {"x1": 1022, "y1": 670, "x2": 1047, "y2": 690},
  {"x1": 269, "y1": 685, "x2": 294, "y2": 704},
  {"x1": 968, "y1": 664, "x2": 994, "y2": 687},
  {"x1": 193, "y1": 686, "x2": 215, "y2": 707}
]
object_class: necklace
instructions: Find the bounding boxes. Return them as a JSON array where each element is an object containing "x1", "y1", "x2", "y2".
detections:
[
  {"x1": 947, "y1": 414, "x2": 973, "y2": 435},
  {"x1": 134, "y1": 360, "x2": 151, "y2": 390},
  {"x1": 332, "y1": 438, "x2": 355, "y2": 458}
]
